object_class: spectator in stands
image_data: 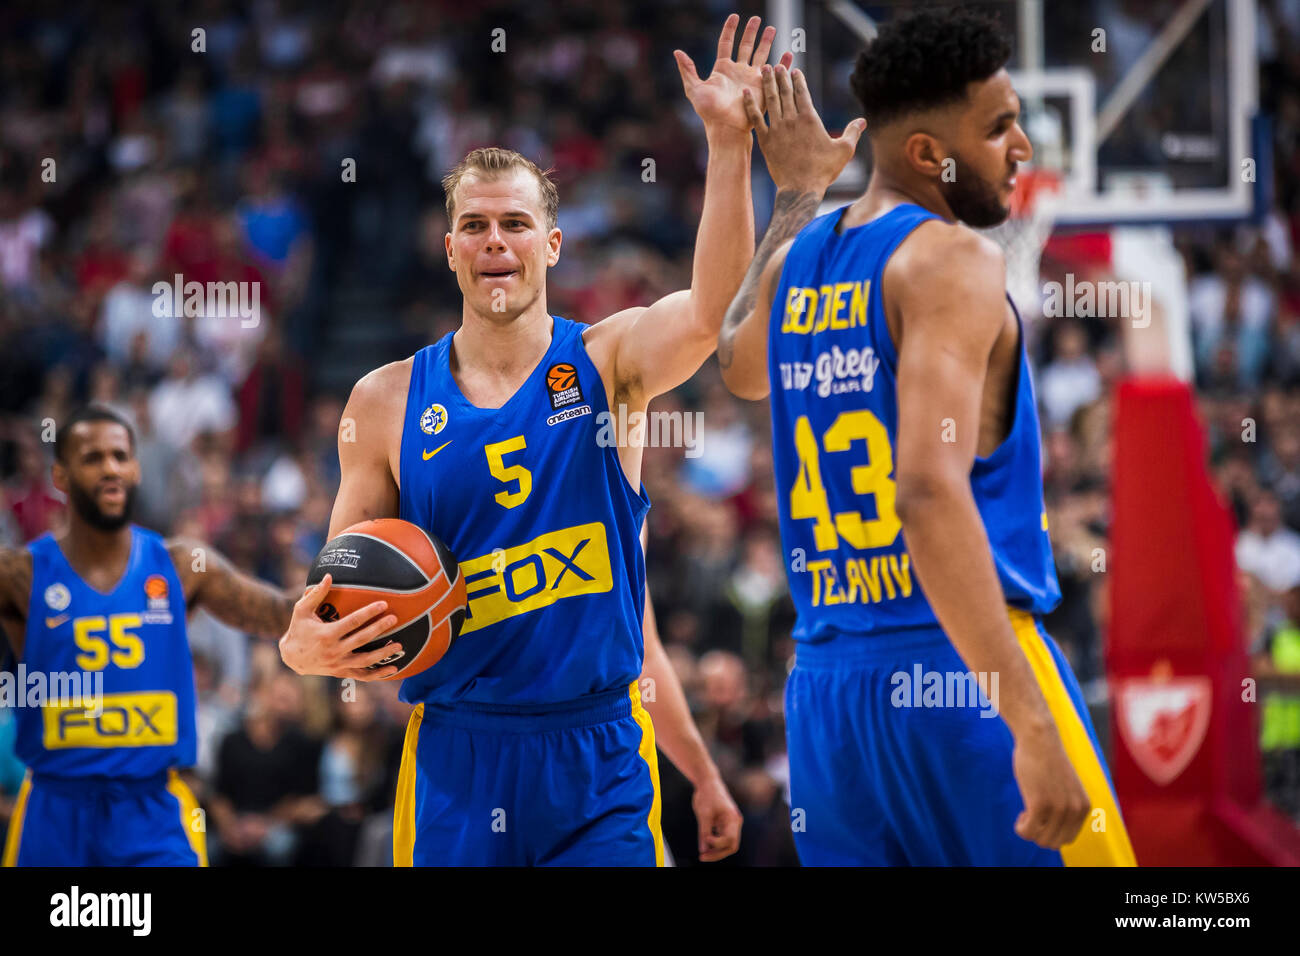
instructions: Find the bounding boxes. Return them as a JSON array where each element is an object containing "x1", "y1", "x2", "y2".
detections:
[
  {"x1": 148, "y1": 348, "x2": 238, "y2": 451},
  {"x1": 209, "y1": 670, "x2": 325, "y2": 866},
  {"x1": 1237, "y1": 489, "x2": 1300, "y2": 604},
  {"x1": 1040, "y1": 319, "x2": 1102, "y2": 430},
  {"x1": 1254, "y1": 583, "x2": 1300, "y2": 818}
]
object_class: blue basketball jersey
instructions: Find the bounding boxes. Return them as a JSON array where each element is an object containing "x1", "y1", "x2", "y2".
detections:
[
  {"x1": 397, "y1": 316, "x2": 650, "y2": 707},
  {"x1": 767, "y1": 203, "x2": 1061, "y2": 643},
  {"x1": 16, "y1": 526, "x2": 197, "y2": 777}
]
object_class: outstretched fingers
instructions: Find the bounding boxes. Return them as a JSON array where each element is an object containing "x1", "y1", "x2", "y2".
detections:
[
  {"x1": 792, "y1": 67, "x2": 814, "y2": 114},
  {"x1": 715, "y1": 13, "x2": 741, "y2": 63},
  {"x1": 752, "y1": 25, "x2": 777, "y2": 67},
  {"x1": 761, "y1": 64, "x2": 782, "y2": 122},
  {"x1": 775, "y1": 64, "x2": 797, "y2": 119},
  {"x1": 674, "y1": 49, "x2": 700, "y2": 91},
  {"x1": 837, "y1": 117, "x2": 868, "y2": 152},
  {"x1": 735, "y1": 15, "x2": 762, "y2": 65}
]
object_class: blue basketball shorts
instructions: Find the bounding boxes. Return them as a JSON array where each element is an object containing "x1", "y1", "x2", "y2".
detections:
[
  {"x1": 785, "y1": 609, "x2": 1137, "y2": 866},
  {"x1": 393, "y1": 682, "x2": 663, "y2": 866},
  {"x1": 3, "y1": 769, "x2": 206, "y2": 867}
]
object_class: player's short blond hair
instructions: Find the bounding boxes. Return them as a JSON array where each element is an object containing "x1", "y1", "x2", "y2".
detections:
[{"x1": 442, "y1": 148, "x2": 559, "y2": 231}]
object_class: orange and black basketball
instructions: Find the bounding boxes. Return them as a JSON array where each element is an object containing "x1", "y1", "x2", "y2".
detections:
[
  {"x1": 547, "y1": 363, "x2": 577, "y2": 391},
  {"x1": 306, "y1": 518, "x2": 467, "y2": 680}
]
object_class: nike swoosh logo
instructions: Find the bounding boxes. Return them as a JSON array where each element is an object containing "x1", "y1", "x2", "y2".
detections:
[
  {"x1": 46, "y1": 614, "x2": 69, "y2": 628},
  {"x1": 423, "y1": 441, "x2": 452, "y2": 461}
]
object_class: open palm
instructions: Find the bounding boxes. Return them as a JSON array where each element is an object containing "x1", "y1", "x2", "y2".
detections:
[{"x1": 676, "y1": 14, "x2": 794, "y2": 134}]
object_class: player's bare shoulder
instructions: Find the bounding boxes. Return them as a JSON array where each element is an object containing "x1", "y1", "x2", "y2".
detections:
[
  {"x1": 581, "y1": 305, "x2": 649, "y2": 401},
  {"x1": 885, "y1": 218, "x2": 1008, "y2": 343},
  {"x1": 344, "y1": 357, "x2": 415, "y2": 463},
  {"x1": 890, "y1": 218, "x2": 1005, "y2": 291},
  {"x1": 349, "y1": 357, "x2": 415, "y2": 421},
  {"x1": 581, "y1": 306, "x2": 645, "y2": 359}
]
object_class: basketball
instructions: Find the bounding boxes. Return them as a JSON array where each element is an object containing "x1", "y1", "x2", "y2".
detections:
[
  {"x1": 305, "y1": 518, "x2": 467, "y2": 680},
  {"x1": 547, "y1": 363, "x2": 577, "y2": 391}
]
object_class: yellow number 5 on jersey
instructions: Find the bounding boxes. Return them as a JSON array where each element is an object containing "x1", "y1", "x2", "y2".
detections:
[
  {"x1": 790, "y1": 411, "x2": 901, "y2": 552},
  {"x1": 485, "y1": 435, "x2": 533, "y2": 509}
]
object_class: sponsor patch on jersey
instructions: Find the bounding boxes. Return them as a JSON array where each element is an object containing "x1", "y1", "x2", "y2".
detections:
[
  {"x1": 44, "y1": 583, "x2": 71, "y2": 612},
  {"x1": 43, "y1": 690, "x2": 179, "y2": 749},
  {"x1": 777, "y1": 345, "x2": 881, "y2": 397},
  {"x1": 545, "y1": 363, "x2": 584, "y2": 410},
  {"x1": 143, "y1": 574, "x2": 172, "y2": 621},
  {"x1": 458, "y1": 522, "x2": 613, "y2": 634},
  {"x1": 420, "y1": 403, "x2": 449, "y2": 435},
  {"x1": 546, "y1": 404, "x2": 592, "y2": 426}
]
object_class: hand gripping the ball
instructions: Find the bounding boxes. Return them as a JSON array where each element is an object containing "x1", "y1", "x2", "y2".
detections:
[{"x1": 279, "y1": 573, "x2": 402, "y2": 681}]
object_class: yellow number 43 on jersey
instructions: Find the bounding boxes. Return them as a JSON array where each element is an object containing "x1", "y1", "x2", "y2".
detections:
[{"x1": 790, "y1": 411, "x2": 901, "y2": 552}]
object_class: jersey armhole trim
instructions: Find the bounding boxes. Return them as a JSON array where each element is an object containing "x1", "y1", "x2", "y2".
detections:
[{"x1": 874, "y1": 215, "x2": 945, "y2": 371}]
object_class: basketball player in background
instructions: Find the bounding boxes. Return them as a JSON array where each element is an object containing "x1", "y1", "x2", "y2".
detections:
[
  {"x1": 0, "y1": 405, "x2": 305, "y2": 865},
  {"x1": 718, "y1": 9, "x2": 1136, "y2": 864},
  {"x1": 277, "y1": 15, "x2": 859, "y2": 865}
]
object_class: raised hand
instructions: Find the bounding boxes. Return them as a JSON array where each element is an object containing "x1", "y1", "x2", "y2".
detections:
[
  {"x1": 675, "y1": 13, "x2": 794, "y2": 136},
  {"x1": 745, "y1": 63, "x2": 866, "y2": 195}
]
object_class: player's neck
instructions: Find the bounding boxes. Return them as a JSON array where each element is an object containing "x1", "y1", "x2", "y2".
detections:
[
  {"x1": 452, "y1": 304, "x2": 555, "y2": 379},
  {"x1": 845, "y1": 174, "x2": 957, "y2": 228},
  {"x1": 56, "y1": 517, "x2": 134, "y2": 576}
]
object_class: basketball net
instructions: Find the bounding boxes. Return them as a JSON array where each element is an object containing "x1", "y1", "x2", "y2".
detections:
[{"x1": 983, "y1": 168, "x2": 1062, "y2": 322}]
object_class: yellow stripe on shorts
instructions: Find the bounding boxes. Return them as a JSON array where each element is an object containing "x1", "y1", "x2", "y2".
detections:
[
  {"x1": 1, "y1": 771, "x2": 32, "y2": 867},
  {"x1": 629, "y1": 681, "x2": 664, "y2": 867},
  {"x1": 1009, "y1": 608, "x2": 1138, "y2": 866},
  {"x1": 166, "y1": 769, "x2": 208, "y2": 867},
  {"x1": 393, "y1": 703, "x2": 424, "y2": 867}
]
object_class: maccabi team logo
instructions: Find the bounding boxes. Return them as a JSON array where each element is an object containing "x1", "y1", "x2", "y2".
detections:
[
  {"x1": 1115, "y1": 673, "x2": 1212, "y2": 786},
  {"x1": 421, "y1": 403, "x2": 448, "y2": 436},
  {"x1": 142, "y1": 574, "x2": 173, "y2": 625},
  {"x1": 44, "y1": 583, "x2": 70, "y2": 612}
]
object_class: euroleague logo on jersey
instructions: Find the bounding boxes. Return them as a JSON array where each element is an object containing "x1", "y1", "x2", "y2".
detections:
[
  {"x1": 544, "y1": 362, "x2": 591, "y2": 425},
  {"x1": 545, "y1": 363, "x2": 583, "y2": 409},
  {"x1": 142, "y1": 574, "x2": 173, "y2": 625}
]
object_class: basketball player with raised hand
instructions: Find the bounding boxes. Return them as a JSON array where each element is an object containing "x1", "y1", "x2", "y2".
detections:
[
  {"x1": 718, "y1": 9, "x2": 1136, "y2": 865},
  {"x1": 277, "y1": 15, "x2": 825, "y2": 866},
  {"x1": 0, "y1": 405, "x2": 318, "y2": 866}
]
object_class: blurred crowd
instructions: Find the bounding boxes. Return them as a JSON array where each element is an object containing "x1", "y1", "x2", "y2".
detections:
[{"x1": 1, "y1": 0, "x2": 1299, "y2": 864}]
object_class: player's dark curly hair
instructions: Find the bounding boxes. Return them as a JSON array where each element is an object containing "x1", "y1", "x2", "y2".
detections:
[
  {"x1": 850, "y1": 8, "x2": 1012, "y2": 129},
  {"x1": 56, "y1": 404, "x2": 136, "y2": 462}
]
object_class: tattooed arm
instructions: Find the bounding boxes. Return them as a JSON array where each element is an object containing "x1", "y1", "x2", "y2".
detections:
[
  {"x1": 718, "y1": 64, "x2": 865, "y2": 399},
  {"x1": 168, "y1": 538, "x2": 294, "y2": 640},
  {"x1": 716, "y1": 204, "x2": 805, "y2": 399},
  {"x1": 0, "y1": 547, "x2": 32, "y2": 659}
]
